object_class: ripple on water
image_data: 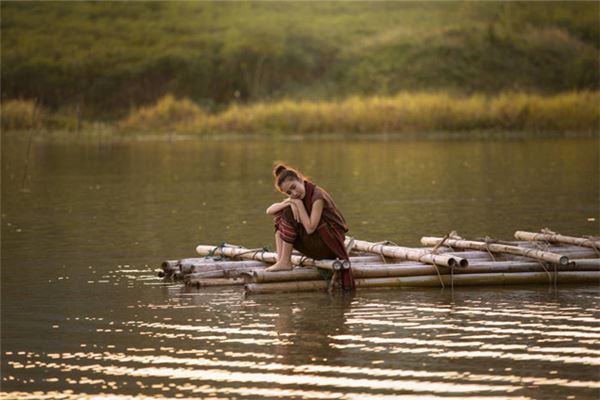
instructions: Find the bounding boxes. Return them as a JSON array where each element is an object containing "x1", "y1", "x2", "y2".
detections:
[{"x1": 3, "y1": 287, "x2": 600, "y2": 399}]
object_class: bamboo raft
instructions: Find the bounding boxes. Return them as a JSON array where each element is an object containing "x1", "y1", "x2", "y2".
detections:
[{"x1": 158, "y1": 230, "x2": 600, "y2": 294}]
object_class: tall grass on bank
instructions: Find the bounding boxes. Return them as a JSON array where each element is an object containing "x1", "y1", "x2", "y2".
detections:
[
  {"x1": 119, "y1": 95, "x2": 206, "y2": 132},
  {"x1": 1, "y1": 99, "x2": 89, "y2": 132},
  {"x1": 118, "y1": 92, "x2": 600, "y2": 135},
  {"x1": 1, "y1": 99, "x2": 43, "y2": 130}
]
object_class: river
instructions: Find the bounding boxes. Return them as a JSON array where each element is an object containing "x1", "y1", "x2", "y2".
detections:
[{"x1": 1, "y1": 133, "x2": 599, "y2": 399}]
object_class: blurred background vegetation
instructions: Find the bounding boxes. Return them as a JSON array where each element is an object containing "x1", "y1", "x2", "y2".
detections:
[{"x1": 1, "y1": 1, "x2": 599, "y2": 133}]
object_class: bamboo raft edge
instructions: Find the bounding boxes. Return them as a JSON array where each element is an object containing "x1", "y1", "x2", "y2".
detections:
[
  {"x1": 245, "y1": 271, "x2": 600, "y2": 294},
  {"x1": 161, "y1": 229, "x2": 600, "y2": 294}
]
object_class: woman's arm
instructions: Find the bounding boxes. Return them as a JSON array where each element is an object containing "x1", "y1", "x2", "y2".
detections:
[
  {"x1": 290, "y1": 198, "x2": 324, "y2": 235},
  {"x1": 266, "y1": 199, "x2": 290, "y2": 215}
]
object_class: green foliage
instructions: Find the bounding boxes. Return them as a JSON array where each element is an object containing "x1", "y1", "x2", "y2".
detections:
[
  {"x1": 2, "y1": 2, "x2": 598, "y2": 119},
  {"x1": 119, "y1": 91, "x2": 600, "y2": 135}
]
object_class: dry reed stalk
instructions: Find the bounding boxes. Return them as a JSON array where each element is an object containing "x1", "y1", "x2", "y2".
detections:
[{"x1": 421, "y1": 237, "x2": 569, "y2": 265}]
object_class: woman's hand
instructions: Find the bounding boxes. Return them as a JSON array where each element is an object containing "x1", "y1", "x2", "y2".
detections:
[
  {"x1": 266, "y1": 198, "x2": 293, "y2": 215},
  {"x1": 290, "y1": 202, "x2": 300, "y2": 222},
  {"x1": 288, "y1": 198, "x2": 303, "y2": 208}
]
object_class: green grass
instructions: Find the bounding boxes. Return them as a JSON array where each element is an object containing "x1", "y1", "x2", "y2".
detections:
[{"x1": 2, "y1": 2, "x2": 598, "y2": 121}]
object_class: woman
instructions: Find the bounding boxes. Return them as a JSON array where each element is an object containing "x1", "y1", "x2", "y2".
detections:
[{"x1": 265, "y1": 163, "x2": 349, "y2": 271}]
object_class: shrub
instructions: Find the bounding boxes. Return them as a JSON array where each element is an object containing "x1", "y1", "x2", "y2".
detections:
[
  {"x1": 118, "y1": 95, "x2": 207, "y2": 132},
  {"x1": 1, "y1": 99, "x2": 44, "y2": 131}
]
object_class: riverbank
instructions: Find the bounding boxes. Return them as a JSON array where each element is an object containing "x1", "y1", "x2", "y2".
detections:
[
  {"x1": 3, "y1": 2, "x2": 598, "y2": 119},
  {"x1": 4, "y1": 91, "x2": 598, "y2": 137},
  {"x1": 119, "y1": 91, "x2": 600, "y2": 135}
]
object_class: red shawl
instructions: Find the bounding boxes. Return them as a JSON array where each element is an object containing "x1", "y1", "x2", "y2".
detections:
[{"x1": 303, "y1": 180, "x2": 349, "y2": 261}]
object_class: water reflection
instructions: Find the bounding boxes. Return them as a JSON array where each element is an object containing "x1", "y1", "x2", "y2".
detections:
[
  {"x1": 1, "y1": 135, "x2": 599, "y2": 399},
  {"x1": 3, "y1": 276, "x2": 598, "y2": 399}
]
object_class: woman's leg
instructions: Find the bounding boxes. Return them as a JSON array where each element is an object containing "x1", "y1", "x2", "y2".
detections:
[
  {"x1": 275, "y1": 231, "x2": 283, "y2": 261},
  {"x1": 266, "y1": 238, "x2": 293, "y2": 271},
  {"x1": 267, "y1": 207, "x2": 297, "y2": 271}
]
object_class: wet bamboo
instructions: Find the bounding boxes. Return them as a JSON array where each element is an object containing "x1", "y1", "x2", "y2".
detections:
[
  {"x1": 195, "y1": 244, "x2": 343, "y2": 270},
  {"x1": 348, "y1": 255, "x2": 388, "y2": 263},
  {"x1": 245, "y1": 271, "x2": 599, "y2": 293},
  {"x1": 180, "y1": 260, "x2": 268, "y2": 274},
  {"x1": 354, "y1": 271, "x2": 600, "y2": 288},
  {"x1": 352, "y1": 261, "x2": 600, "y2": 279},
  {"x1": 172, "y1": 271, "x2": 184, "y2": 280},
  {"x1": 349, "y1": 239, "x2": 468, "y2": 268},
  {"x1": 247, "y1": 250, "x2": 595, "y2": 282},
  {"x1": 245, "y1": 280, "x2": 328, "y2": 294},
  {"x1": 186, "y1": 277, "x2": 245, "y2": 288},
  {"x1": 420, "y1": 237, "x2": 569, "y2": 265},
  {"x1": 186, "y1": 265, "x2": 271, "y2": 280},
  {"x1": 515, "y1": 231, "x2": 600, "y2": 249},
  {"x1": 554, "y1": 249, "x2": 598, "y2": 259},
  {"x1": 252, "y1": 268, "x2": 322, "y2": 283},
  {"x1": 160, "y1": 260, "x2": 180, "y2": 277},
  {"x1": 161, "y1": 260, "x2": 179, "y2": 270},
  {"x1": 184, "y1": 270, "x2": 228, "y2": 280},
  {"x1": 440, "y1": 246, "x2": 596, "y2": 260},
  {"x1": 250, "y1": 260, "x2": 600, "y2": 282},
  {"x1": 571, "y1": 259, "x2": 600, "y2": 268}
]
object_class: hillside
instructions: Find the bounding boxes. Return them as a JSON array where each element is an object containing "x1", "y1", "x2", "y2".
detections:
[{"x1": 1, "y1": 2, "x2": 598, "y2": 120}]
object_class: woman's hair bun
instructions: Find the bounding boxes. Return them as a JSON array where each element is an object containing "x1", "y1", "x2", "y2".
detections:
[
  {"x1": 272, "y1": 162, "x2": 303, "y2": 190},
  {"x1": 273, "y1": 164, "x2": 287, "y2": 177}
]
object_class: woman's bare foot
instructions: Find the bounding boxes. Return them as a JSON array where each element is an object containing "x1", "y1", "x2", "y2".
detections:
[{"x1": 265, "y1": 262, "x2": 293, "y2": 272}]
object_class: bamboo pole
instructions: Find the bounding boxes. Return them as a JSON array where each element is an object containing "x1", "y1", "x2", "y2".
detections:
[
  {"x1": 249, "y1": 260, "x2": 600, "y2": 282},
  {"x1": 571, "y1": 259, "x2": 600, "y2": 268},
  {"x1": 245, "y1": 280, "x2": 328, "y2": 294},
  {"x1": 349, "y1": 239, "x2": 468, "y2": 268},
  {"x1": 195, "y1": 244, "x2": 343, "y2": 270},
  {"x1": 515, "y1": 231, "x2": 600, "y2": 249},
  {"x1": 180, "y1": 260, "x2": 268, "y2": 274},
  {"x1": 184, "y1": 271, "x2": 228, "y2": 280},
  {"x1": 186, "y1": 277, "x2": 245, "y2": 288},
  {"x1": 348, "y1": 255, "x2": 388, "y2": 263},
  {"x1": 159, "y1": 260, "x2": 181, "y2": 278},
  {"x1": 554, "y1": 249, "x2": 598, "y2": 260},
  {"x1": 421, "y1": 237, "x2": 569, "y2": 265},
  {"x1": 353, "y1": 261, "x2": 600, "y2": 278},
  {"x1": 252, "y1": 269, "x2": 322, "y2": 283},
  {"x1": 441, "y1": 246, "x2": 597, "y2": 259},
  {"x1": 354, "y1": 271, "x2": 600, "y2": 288},
  {"x1": 161, "y1": 260, "x2": 179, "y2": 269},
  {"x1": 244, "y1": 271, "x2": 600, "y2": 293},
  {"x1": 181, "y1": 257, "x2": 381, "y2": 273}
]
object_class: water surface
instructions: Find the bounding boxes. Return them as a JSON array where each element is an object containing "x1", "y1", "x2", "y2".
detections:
[{"x1": 1, "y1": 134, "x2": 599, "y2": 399}]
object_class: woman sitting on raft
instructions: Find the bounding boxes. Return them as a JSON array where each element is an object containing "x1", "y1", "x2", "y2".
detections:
[{"x1": 265, "y1": 163, "x2": 349, "y2": 272}]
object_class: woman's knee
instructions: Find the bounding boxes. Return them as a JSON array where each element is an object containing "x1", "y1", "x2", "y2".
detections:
[{"x1": 278, "y1": 206, "x2": 295, "y2": 222}]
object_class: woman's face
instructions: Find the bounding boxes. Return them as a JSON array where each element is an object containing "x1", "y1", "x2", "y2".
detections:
[{"x1": 280, "y1": 178, "x2": 305, "y2": 200}]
